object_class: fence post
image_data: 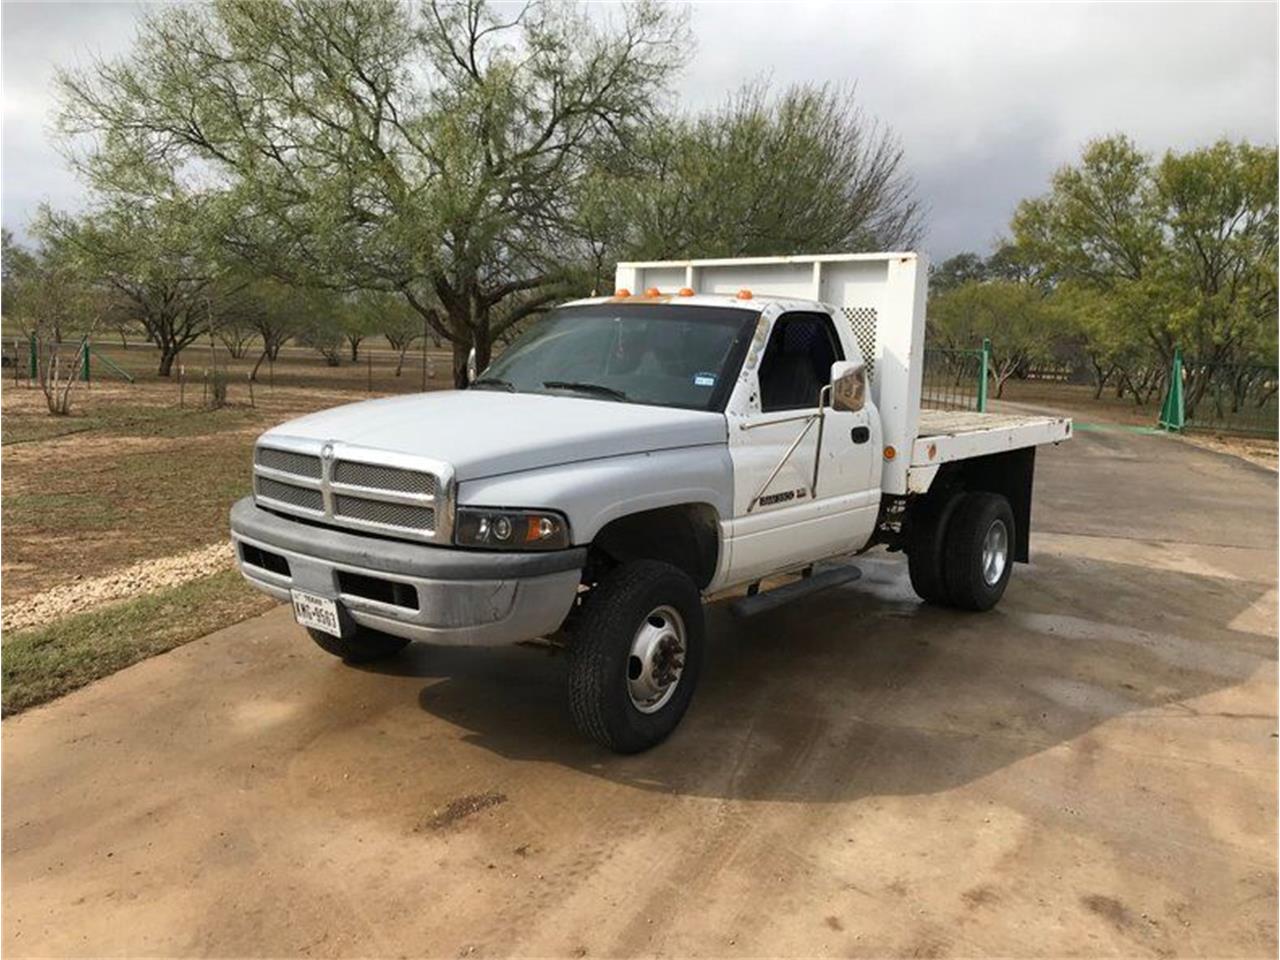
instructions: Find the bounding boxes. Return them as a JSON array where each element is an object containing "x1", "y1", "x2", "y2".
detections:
[
  {"x1": 420, "y1": 319, "x2": 428, "y2": 391},
  {"x1": 28, "y1": 332, "x2": 37, "y2": 381},
  {"x1": 81, "y1": 337, "x2": 91, "y2": 385},
  {"x1": 977, "y1": 337, "x2": 991, "y2": 412},
  {"x1": 1158, "y1": 346, "x2": 1185, "y2": 431}
]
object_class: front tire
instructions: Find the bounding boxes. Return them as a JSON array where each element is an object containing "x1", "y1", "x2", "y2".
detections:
[
  {"x1": 942, "y1": 492, "x2": 1015, "y2": 611},
  {"x1": 567, "y1": 560, "x2": 705, "y2": 753},
  {"x1": 306, "y1": 626, "x2": 410, "y2": 664}
]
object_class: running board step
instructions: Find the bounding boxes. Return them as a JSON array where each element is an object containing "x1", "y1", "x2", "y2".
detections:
[{"x1": 729, "y1": 564, "x2": 862, "y2": 618}]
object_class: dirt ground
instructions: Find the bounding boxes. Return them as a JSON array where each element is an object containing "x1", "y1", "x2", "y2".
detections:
[{"x1": 2, "y1": 425, "x2": 1275, "y2": 958}]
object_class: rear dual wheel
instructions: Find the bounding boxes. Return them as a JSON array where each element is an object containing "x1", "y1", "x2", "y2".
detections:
[{"x1": 908, "y1": 491, "x2": 1014, "y2": 611}]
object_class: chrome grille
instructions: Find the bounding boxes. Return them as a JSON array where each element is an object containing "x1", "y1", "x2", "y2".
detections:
[
  {"x1": 251, "y1": 438, "x2": 448, "y2": 542},
  {"x1": 255, "y1": 476, "x2": 324, "y2": 512},
  {"x1": 333, "y1": 495, "x2": 435, "y2": 532},
  {"x1": 333, "y1": 461, "x2": 435, "y2": 496},
  {"x1": 255, "y1": 446, "x2": 321, "y2": 479}
]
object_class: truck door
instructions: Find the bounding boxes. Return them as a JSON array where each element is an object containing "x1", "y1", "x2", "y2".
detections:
[{"x1": 725, "y1": 311, "x2": 881, "y2": 585}]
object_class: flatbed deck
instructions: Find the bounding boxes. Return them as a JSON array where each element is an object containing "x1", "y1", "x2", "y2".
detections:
[{"x1": 911, "y1": 409, "x2": 1072, "y2": 472}]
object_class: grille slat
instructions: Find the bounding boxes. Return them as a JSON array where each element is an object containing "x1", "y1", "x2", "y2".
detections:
[
  {"x1": 253, "y1": 445, "x2": 443, "y2": 540},
  {"x1": 256, "y1": 476, "x2": 324, "y2": 512},
  {"x1": 334, "y1": 495, "x2": 436, "y2": 532},
  {"x1": 333, "y1": 461, "x2": 435, "y2": 496},
  {"x1": 255, "y1": 447, "x2": 322, "y2": 479}
]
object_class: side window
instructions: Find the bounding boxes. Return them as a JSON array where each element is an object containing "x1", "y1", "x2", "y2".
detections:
[{"x1": 758, "y1": 312, "x2": 845, "y2": 413}]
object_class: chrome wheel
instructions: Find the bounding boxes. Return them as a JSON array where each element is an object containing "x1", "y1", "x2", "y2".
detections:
[
  {"x1": 982, "y1": 519, "x2": 1009, "y2": 586},
  {"x1": 626, "y1": 605, "x2": 687, "y2": 714}
]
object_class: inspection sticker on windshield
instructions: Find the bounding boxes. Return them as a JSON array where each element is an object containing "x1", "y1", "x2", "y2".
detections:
[{"x1": 693, "y1": 373, "x2": 716, "y2": 387}]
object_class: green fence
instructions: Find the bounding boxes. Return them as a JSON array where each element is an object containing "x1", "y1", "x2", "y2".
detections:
[
  {"x1": 13, "y1": 335, "x2": 136, "y2": 384},
  {"x1": 1159, "y1": 348, "x2": 1278, "y2": 437},
  {"x1": 921, "y1": 339, "x2": 989, "y2": 412},
  {"x1": 1182, "y1": 359, "x2": 1278, "y2": 436}
]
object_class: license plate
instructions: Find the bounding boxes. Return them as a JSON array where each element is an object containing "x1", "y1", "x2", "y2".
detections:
[{"x1": 291, "y1": 589, "x2": 342, "y2": 637}]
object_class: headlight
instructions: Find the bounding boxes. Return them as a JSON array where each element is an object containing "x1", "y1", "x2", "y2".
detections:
[{"x1": 454, "y1": 507, "x2": 570, "y2": 550}]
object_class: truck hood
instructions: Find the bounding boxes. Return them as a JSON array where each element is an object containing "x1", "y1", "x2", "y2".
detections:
[{"x1": 261, "y1": 390, "x2": 728, "y2": 481}]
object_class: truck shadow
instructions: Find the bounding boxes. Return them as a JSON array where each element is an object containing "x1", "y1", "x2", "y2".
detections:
[{"x1": 369, "y1": 551, "x2": 1275, "y2": 804}]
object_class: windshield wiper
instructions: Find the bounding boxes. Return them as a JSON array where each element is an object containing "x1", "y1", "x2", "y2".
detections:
[
  {"x1": 471, "y1": 377, "x2": 515, "y2": 392},
  {"x1": 542, "y1": 380, "x2": 628, "y2": 401}
]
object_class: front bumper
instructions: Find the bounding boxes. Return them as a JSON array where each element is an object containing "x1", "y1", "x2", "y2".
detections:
[{"x1": 229, "y1": 497, "x2": 585, "y2": 646}]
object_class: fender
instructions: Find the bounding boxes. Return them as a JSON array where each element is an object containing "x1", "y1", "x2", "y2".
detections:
[{"x1": 457, "y1": 444, "x2": 734, "y2": 544}]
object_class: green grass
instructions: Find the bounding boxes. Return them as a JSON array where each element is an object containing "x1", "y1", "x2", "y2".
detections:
[{"x1": 2, "y1": 569, "x2": 276, "y2": 715}]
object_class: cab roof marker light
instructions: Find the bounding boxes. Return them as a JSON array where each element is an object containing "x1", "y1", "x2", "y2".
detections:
[
  {"x1": 614, "y1": 288, "x2": 631, "y2": 298},
  {"x1": 644, "y1": 287, "x2": 661, "y2": 297},
  {"x1": 737, "y1": 289, "x2": 753, "y2": 300}
]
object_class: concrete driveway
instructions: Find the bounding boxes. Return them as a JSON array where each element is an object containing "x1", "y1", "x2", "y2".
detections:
[{"x1": 4, "y1": 428, "x2": 1276, "y2": 958}]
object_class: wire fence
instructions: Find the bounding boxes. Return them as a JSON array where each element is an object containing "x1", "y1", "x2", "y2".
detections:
[
  {"x1": 10, "y1": 331, "x2": 1273, "y2": 438},
  {"x1": 1182, "y1": 359, "x2": 1278, "y2": 436},
  {"x1": 4, "y1": 334, "x2": 456, "y2": 405},
  {"x1": 921, "y1": 344, "x2": 987, "y2": 412}
]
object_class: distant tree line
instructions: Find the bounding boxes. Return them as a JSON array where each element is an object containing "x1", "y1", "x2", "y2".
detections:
[
  {"x1": 3, "y1": 0, "x2": 923, "y2": 386},
  {"x1": 929, "y1": 135, "x2": 1277, "y2": 405}
]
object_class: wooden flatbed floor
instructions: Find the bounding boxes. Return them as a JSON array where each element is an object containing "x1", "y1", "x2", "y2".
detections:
[
  {"x1": 916, "y1": 409, "x2": 1066, "y2": 437},
  {"x1": 910, "y1": 409, "x2": 1073, "y2": 475}
]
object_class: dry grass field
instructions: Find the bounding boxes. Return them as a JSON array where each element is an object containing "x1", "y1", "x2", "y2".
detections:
[{"x1": 0, "y1": 338, "x2": 454, "y2": 711}]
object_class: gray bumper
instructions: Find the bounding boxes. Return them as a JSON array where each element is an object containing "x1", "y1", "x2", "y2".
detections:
[{"x1": 229, "y1": 497, "x2": 584, "y2": 646}]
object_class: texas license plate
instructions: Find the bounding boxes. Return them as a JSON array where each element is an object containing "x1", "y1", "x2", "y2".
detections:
[{"x1": 291, "y1": 589, "x2": 342, "y2": 637}]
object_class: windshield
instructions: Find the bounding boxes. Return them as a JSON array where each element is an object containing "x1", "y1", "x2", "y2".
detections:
[{"x1": 476, "y1": 304, "x2": 758, "y2": 412}]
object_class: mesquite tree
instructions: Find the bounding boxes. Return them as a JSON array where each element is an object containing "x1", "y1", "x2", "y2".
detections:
[
  {"x1": 1011, "y1": 135, "x2": 1278, "y2": 402},
  {"x1": 57, "y1": 0, "x2": 688, "y2": 386},
  {"x1": 599, "y1": 83, "x2": 924, "y2": 263},
  {"x1": 36, "y1": 196, "x2": 226, "y2": 377}
]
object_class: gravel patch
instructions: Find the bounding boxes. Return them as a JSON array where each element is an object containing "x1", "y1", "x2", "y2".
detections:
[{"x1": 3, "y1": 542, "x2": 237, "y2": 632}]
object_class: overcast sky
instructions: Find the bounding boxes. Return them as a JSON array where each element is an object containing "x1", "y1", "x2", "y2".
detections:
[{"x1": 3, "y1": 1, "x2": 1276, "y2": 260}]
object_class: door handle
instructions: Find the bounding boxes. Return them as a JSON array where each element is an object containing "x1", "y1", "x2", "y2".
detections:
[{"x1": 850, "y1": 426, "x2": 870, "y2": 444}]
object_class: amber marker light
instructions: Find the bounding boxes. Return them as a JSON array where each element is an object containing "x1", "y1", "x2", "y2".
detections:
[
  {"x1": 614, "y1": 288, "x2": 631, "y2": 298},
  {"x1": 883, "y1": 445, "x2": 897, "y2": 460},
  {"x1": 644, "y1": 287, "x2": 661, "y2": 297},
  {"x1": 737, "y1": 289, "x2": 753, "y2": 300},
  {"x1": 678, "y1": 287, "x2": 695, "y2": 296}
]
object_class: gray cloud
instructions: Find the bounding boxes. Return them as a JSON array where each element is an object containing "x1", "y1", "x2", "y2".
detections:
[
  {"x1": 3, "y1": 1, "x2": 145, "y2": 241},
  {"x1": 3, "y1": 1, "x2": 1276, "y2": 260}
]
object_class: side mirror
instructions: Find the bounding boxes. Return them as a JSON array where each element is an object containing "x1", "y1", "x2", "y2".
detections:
[{"x1": 830, "y1": 360, "x2": 866, "y2": 413}]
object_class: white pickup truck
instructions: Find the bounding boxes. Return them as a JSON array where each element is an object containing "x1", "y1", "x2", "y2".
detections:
[{"x1": 231, "y1": 252, "x2": 1071, "y2": 752}]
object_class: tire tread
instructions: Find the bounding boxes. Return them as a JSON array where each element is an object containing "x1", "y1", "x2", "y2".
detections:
[
  {"x1": 941, "y1": 492, "x2": 1015, "y2": 612},
  {"x1": 907, "y1": 492, "x2": 962, "y2": 604},
  {"x1": 567, "y1": 560, "x2": 703, "y2": 753}
]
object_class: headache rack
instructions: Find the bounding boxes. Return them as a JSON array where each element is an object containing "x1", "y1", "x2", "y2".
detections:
[{"x1": 616, "y1": 252, "x2": 928, "y2": 495}]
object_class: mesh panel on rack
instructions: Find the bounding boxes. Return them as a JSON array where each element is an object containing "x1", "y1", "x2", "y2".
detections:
[{"x1": 842, "y1": 307, "x2": 877, "y2": 380}]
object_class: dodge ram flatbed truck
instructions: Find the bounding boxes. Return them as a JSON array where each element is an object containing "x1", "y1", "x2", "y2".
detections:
[{"x1": 231, "y1": 252, "x2": 1071, "y2": 752}]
